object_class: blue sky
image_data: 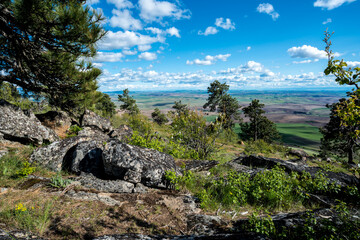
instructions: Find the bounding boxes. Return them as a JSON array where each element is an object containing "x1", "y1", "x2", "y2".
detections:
[{"x1": 86, "y1": 0, "x2": 360, "y2": 91}]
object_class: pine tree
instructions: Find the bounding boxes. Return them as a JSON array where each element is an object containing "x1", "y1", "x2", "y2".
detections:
[
  {"x1": 118, "y1": 89, "x2": 139, "y2": 115},
  {"x1": 240, "y1": 99, "x2": 280, "y2": 142},
  {"x1": 203, "y1": 80, "x2": 241, "y2": 129},
  {"x1": 0, "y1": 0, "x2": 105, "y2": 111},
  {"x1": 152, "y1": 108, "x2": 169, "y2": 125}
]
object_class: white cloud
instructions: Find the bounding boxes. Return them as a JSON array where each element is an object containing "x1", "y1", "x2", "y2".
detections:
[
  {"x1": 86, "y1": 0, "x2": 100, "y2": 5},
  {"x1": 256, "y1": 3, "x2": 279, "y2": 20},
  {"x1": 215, "y1": 18, "x2": 235, "y2": 30},
  {"x1": 293, "y1": 59, "x2": 320, "y2": 64},
  {"x1": 138, "y1": 52, "x2": 157, "y2": 61},
  {"x1": 145, "y1": 27, "x2": 164, "y2": 35},
  {"x1": 122, "y1": 49, "x2": 138, "y2": 55},
  {"x1": 247, "y1": 46, "x2": 251, "y2": 51},
  {"x1": 314, "y1": 0, "x2": 356, "y2": 10},
  {"x1": 98, "y1": 63, "x2": 337, "y2": 91},
  {"x1": 288, "y1": 45, "x2": 331, "y2": 59},
  {"x1": 138, "y1": 45, "x2": 152, "y2": 51},
  {"x1": 322, "y1": 18, "x2": 332, "y2": 24},
  {"x1": 107, "y1": 0, "x2": 134, "y2": 9},
  {"x1": 109, "y1": 9, "x2": 142, "y2": 30},
  {"x1": 93, "y1": 52, "x2": 124, "y2": 62},
  {"x1": 347, "y1": 61, "x2": 360, "y2": 68},
  {"x1": 98, "y1": 30, "x2": 165, "y2": 50},
  {"x1": 139, "y1": 0, "x2": 191, "y2": 22},
  {"x1": 198, "y1": 26, "x2": 218, "y2": 36},
  {"x1": 166, "y1": 27, "x2": 180, "y2": 38},
  {"x1": 187, "y1": 54, "x2": 231, "y2": 65}
]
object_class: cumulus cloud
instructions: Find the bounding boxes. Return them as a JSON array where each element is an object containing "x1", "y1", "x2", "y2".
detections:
[
  {"x1": 98, "y1": 64, "x2": 336, "y2": 91},
  {"x1": 86, "y1": 0, "x2": 100, "y2": 5},
  {"x1": 138, "y1": 52, "x2": 157, "y2": 61},
  {"x1": 322, "y1": 18, "x2": 332, "y2": 24},
  {"x1": 109, "y1": 9, "x2": 143, "y2": 30},
  {"x1": 122, "y1": 49, "x2": 138, "y2": 55},
  {"x1": 187, "y1": 54, "x2": 231, "y2": 65},
  {"x1": 314, "y1": 0, "x2": 356, "y2": 10},
  {"x1": 139, "y1": 0, "x2": 191, "y2": 22},
  {"x1": 256, "y1": 3, "x2": 279, "y2": 20},
  {"x1": 247, "y1": 46, "x2": 251, "y2": 51},
  {"x1": 198, "y1": 26, "x2": 218, "y2": 36},
  {"x1": 98, "y1": 30, "x2": 165, "y2": 50},
  {"x1": 145, "y1": 26, "x2": 181, "y2": 38},
  {"x1": 138, "y1": 45, "x2": 152, "y2": 51},
  {"x1": 107, "y1": 0, "x2": 134, "y2": 9},
  {"x1": 292, "y1": 59, "x2": 320, "y2": 64},
  {"x1": 347, "y1": 61, "x2": 360, "y2": 67},
  {"x1": 215, "y1": 18, "x2": 235, "y2": 30},
  {"x1": 166, "y1": 27, "x2": 181, "y2": 38},
  {"x1": 287, "y1": 45, "x2": 340, "y2": 59},
  {"x1": 93, "y1": 52, "x2": 124, "y2": 62}
]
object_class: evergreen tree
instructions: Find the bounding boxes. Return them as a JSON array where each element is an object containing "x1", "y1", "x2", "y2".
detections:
[
  {"x1": 118, "y1": 89, "x2": 139, "y2": 115},
  {"x1": 320, "y1": 99, "x2": 359, "y2": 163},
  {"x1": 240, "y1": 99, "x2": 280, "y2": 142},
  {"x1": 151, "y1": 108, "x2": 168, "y2": 125},
  {"x1": 203, "y1": 80, "x2": 241, "y2": 129},
  {"x1": 95, "y1": 93, "x2": 116, "y2": 118},
  {"x1": 172, "y1": 100, "x2": 189, "y2": 115},
  {"x1": 0, "y1": 0, "x2": 105, "y2": 111}
]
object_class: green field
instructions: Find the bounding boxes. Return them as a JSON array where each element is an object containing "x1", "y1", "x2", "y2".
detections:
[{"x1": 276, "y1": 123, "x2": 322, "y2": 152}]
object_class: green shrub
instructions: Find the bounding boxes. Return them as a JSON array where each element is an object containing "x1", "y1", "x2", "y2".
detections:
[
  {"x1": 15, "y1": 162, "x2": 36, "y2": 177},
  {"x1": 49, "y1": 174, "x2": 72, "y2": 188},
  {"x1": 66, "y1": 125, "x2": 82, "y2": 138},
  {"x1": 244, "y1": 140, "x2": 289, "y2": 157},
  {"x1": 248, "y1": 212, "x2": 276, "y2": 237}
]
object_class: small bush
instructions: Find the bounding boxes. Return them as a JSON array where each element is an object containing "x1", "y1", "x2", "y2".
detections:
[
  {"x1": 66, "y1": 125, "x2": 82, "y2": 138},
  {"x1": 49, "y1": 174, "x2": 72, "y2": 188},
  {"x1": 15, "y1": 162, "x2": 36, "y2": 177},
  {"x1": 244, "y1": 140, "x2": 289, "y2": 158}
]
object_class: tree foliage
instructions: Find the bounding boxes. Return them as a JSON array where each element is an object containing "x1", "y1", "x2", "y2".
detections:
[
  {"x1": 240, "y1": 99, "x2": 280, "y2": 143},
  {"x1": 0, "y1": 0, "x2": 105, "y2": 111},
  {"x1": 203, "y1": 80, "x2": 241, "y2": 129},
  {"x1": 118, "y1": 89, "x2": 140, "y2": 115},
  {"x1": 151, "y1": 108, "x2": 169, "y2": 125},
  {"x1": 322, "y1": 30, "x2": 360, "y2": 164},
  {"x1": 320, "y1": 100, "x2": 359, "y2": 163},
  {"x1": 169, "y1": 109, "x2": 223, "y2": 160}
]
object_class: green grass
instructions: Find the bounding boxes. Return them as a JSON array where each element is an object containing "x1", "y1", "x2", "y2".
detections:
[{"x1": 276, "y1": 123, "x2": 322, "y2": 152}]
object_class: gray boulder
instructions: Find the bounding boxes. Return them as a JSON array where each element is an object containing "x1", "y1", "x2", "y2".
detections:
[
  {"x1": 109, "y1": 125, "x2": 133, "y2": 142},
  {"x1": 78, "y1": 126, "x2": 110, "y2": 142},
  {"x1": 29, "y1": 136, "x2": 92, "y2": 172},
  {"x1": 236, "y1": 155, "x2": 360, "y2": 187},
  {"x1": 81, "y1": 110, "x2": 112, "y2": 133},
  {"x1": 35, "y1": 110, "x2": 73, "y2": 129},
  {"x1": 185, "y1": 160, "x2": 219, "y2": 172},
  {"x1": 77, "y1": 173, "x2": 134, "y2": 193},
  {"x1": 103, "y1": 139, "x2": 179, "y2": 188},
  {"x1": 288, "y1": 148, "x2": 309, "y2": 160},
  {"x1": 64, "y1": 140, "x2": 105, "y2": 176},
  {"x1": 0, "y1": 100, "x2": 59, "y2": 145}
]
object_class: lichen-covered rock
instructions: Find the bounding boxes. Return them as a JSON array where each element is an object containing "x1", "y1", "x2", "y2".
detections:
[
  {"x1": 64, "y1": 140, "x2": 105, "y2": 176},
  {"x1": 236, "y1": 155, "x2": 360, "y2": 187},
  {"x1": 81, "y1": 110, "x2": 112, "y2": 133},
  {"x1": 288, "y1": 148, "x2": 309, "y2": 160},
  {"x1": 29, "y1": 136, "x2": 92, "y2": 172},
  {"x1": 65, "y1": 190, "x2": 122, "y2": 206},
  {"x1": 78, "y1": 126, "x2": 110, "y2": 142},
  {"x1": 103, "y1": 139, "x2": 180, "y2": 188},
  {"x1": 109, "y1": 125, "x2": 133, "y2": 142},
  {"x1": 0, "y1": 100, "x2": 59, "y2": 145},
  {"x1": 187, "y1": 214, "x2": 226, "y2": 235},
  {"x1": 35, "y1": 110, "x2": 73, "y2": 128},
  {"x1": 77, "y1": 173, "x2": 134, "y2": 193}
]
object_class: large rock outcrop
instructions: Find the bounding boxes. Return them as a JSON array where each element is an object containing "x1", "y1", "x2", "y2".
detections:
[
  {"x1": 103, "y1": 139, "x2": 179, "y2": 188},
  {"x1": 29, "y1": 136, "x2": 92, "y2": 172},
  {"x1": 235, "y1": 155, "x2": 359, "y2": 187},
  {"x1": 0, "y1": 100, "x2": 59, "y2": 145},
  {"x1": 81, "y1": 110, "x2": 112, "y2": 133}
]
